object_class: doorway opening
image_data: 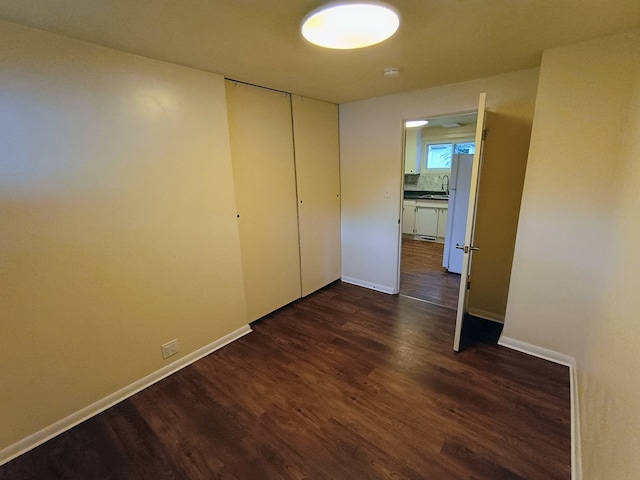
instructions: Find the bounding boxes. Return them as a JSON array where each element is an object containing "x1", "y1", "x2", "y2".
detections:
[
  {"x1": 400, "y1": 237, "x2": 459, "y2": 308},
  {"x1": 399, "y1": 112, "x2": 477, "y2": 310},
  {"x1": 399, "y1": 94, "x2": 501, "y2": 351}
]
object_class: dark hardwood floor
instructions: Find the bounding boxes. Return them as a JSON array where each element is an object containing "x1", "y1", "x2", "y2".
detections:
[
  {"x1": 0, "y1": 282, "x2": 571, "y2": 480},
  {"x1": 400, "y1": 235, "x2": 460, "y2": 309}
]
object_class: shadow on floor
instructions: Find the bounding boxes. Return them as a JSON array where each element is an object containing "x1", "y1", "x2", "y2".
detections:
[{"x1": 460, "y1": 314, "x2": 504, "y2": 349}]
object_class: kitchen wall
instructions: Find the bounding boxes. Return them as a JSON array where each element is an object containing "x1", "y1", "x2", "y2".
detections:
[
  {"x1": 0, "y1": 21, "x2": 248, "y2": 454},
  {"x1": 406, "y1": 166, "x2": 450, "y2": 195},
  {"x1": 404, "y1": 172, "x2": 449, "y2": 192},
  {"x1": 404, "y1": 123, "x2": 477, "y2": 192},
  {"x1": 340, "y1": 68, "x2": 538, "y2": 319},
  {"x1": 502, "y1": 30, "x2": 640, "y2": 478}
]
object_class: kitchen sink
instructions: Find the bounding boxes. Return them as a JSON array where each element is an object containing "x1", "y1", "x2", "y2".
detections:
[{"x1": 419, "y1": 194, "x2": 449, "y2": 200}]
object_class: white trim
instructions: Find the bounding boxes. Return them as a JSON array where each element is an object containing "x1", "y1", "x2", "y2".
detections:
[
  {"x1": 467, "y1": 308, "x2": 504, "y2": 323},
  {"x1": 399, "y1": 293, "x2": 454, "y2": 310},
  {"x1": 498, "y1": 336, "x2": 582, "y2": 480},
  {"x1": 497, "y1": 336, "x2": 573, "y2": 366},
  {"x1": 0, "y1": 324, "x2": 252, "y2": 467},
  {"x1": 341, "y1": 276, "x2": 397, "y2": 294},
  {"x1": 569, "y1": 360, "x2": 583, "y2": 480}
]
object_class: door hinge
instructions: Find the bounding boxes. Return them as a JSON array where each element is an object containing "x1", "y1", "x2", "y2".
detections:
[
  {"x1": 482, "y1": 129, "x2": 487, "y2": 141},
  {"x1": 467, "y1": 281, "x2": 471, "y2": 290}
]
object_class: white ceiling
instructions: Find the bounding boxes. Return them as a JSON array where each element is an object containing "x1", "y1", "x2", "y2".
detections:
[{"x1": 1, "y1": 0, "x2": 639, "y2": 104}]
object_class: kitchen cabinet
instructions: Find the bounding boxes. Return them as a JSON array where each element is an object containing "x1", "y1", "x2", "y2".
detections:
[
  {"x1": 402, "y1": 199, "x2": 448, "y2": 241},
  {"x1": 404, "y1": 159, "x2": 421, "y2": 174},
  {"x1": 416, "y1": 200, "x2": 448, "y2": 242},
  {"x1": 404, "y1": 128, "x2": 422, "y2": 173},
  {"x1": 402, "y1": 200, "x2": 416, "y2": 234},
  {"x1": 437, "y1": 208, "x2": 448, "y2": 239},
  {"x1": 415, "y1": 206, "x2": 438, "y2": 238}
]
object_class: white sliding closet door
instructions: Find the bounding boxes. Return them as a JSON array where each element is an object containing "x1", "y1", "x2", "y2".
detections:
[
  {"x1": 292, "y1": 96, "x2": 341, "y2": 296},
  {"x1": 225, "y1": 81, "x2": 301, "y2": 322}
]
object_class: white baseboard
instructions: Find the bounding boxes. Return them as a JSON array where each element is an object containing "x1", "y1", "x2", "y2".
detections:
[
  {"x1": 497, "y1": 336, "x2": 573, "y2": 366},
  {"x1": 467, "y1": 308, "x2": 505, "y2": 324},
  {"x1": 569, "y1": 361, "x2": 583, "y2": 480},
  {"x1": 341, "y1": 276, "x2": 397, "y2": 294},
  {"x1": 498, "y1": 336, "x2": 582, "y2": 480},
  {"x1": 0, "y1": 324, "x2": 252, "y2": 467}
]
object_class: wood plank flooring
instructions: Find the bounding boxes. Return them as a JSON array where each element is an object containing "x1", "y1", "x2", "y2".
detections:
[
  {"x1": 0, "y1": 282, "x2": 571, "y2": 480},
  {"x1": 400, "y1": 235, "x2": 460, "y2": 309}
]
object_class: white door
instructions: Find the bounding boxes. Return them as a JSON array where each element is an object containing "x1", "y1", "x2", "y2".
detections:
[
  {"x1": 291, "y1": 95, "x2": 342, "y2": 297},
  {"x1": 453, "y1": 93, "x2": 487, "y2": 352},
  {"x1": 225, "y1": 81, "x2": 302, "y2": 322}
]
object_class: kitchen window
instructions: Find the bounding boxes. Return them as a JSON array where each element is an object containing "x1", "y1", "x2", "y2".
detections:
[{"x1": 425, "y1": 141, "x2": 475, "y2": 169}]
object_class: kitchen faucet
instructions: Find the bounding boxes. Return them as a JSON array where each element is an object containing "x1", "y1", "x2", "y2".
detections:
[{"x1": 441, "y1": 174, "x2": 450, "y2": 194}]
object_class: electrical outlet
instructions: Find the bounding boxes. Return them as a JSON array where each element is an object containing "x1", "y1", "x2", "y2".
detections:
[{"x1": 161, "y1": 339, "x2": 179, "y2": 359}]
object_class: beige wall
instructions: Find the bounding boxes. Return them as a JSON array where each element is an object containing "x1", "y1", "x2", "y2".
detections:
[
  {"x1": 502, "y1": 31, "x2": 640, "y2": 478},
  {"x1": 340, "y1": 68, "x2": 538, "y2": 320},
  {"x1": 0, "y1": 21, "x2": 247, "y2": 450},
  {"x1": 585, "y1": 66, "x2": 640, "y2": 478}
]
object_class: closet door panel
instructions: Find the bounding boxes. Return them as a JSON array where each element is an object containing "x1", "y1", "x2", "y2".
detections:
[
  {"x1": 292, "y1": 96, "x2": 341, "y2": 296},
  {"x1": 225, "y1": 81, "x2": 301, "y2": 321}
]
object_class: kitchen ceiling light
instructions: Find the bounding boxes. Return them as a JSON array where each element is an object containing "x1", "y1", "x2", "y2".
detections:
[
  {"x1": 405, "y1": 120, "x2": 428, "y2": 128},
  {"x1": 301, "y1": 2, "x2": 400, "y2": 50}
]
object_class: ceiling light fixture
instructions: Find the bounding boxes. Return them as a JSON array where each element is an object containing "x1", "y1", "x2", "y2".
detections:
[
  {"x1": 301, "y1": 2, "x2": 400, "y2": 50},
  {"x1": 406, "y1": 120, "x2": 428, "y2": 128}
]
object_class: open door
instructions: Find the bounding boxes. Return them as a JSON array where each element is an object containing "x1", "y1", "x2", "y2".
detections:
[{"x1": 453, "y1": 92, "x2": 487, "y2": 352}]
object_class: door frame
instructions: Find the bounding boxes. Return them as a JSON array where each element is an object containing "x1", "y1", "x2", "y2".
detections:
[
  {"x1": 396, "y1": 98, "x2": 486, "y2": 351},
  {"x1": 453, "y1": 92, "x2": 487, "y2": 351},
  {"x1": 396, "y1": 108, "x2": 480, "y2": 295}
]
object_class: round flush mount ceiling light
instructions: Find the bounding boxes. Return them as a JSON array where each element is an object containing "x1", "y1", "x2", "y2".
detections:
[
  {"x1": 405, "y1": 120, "x2": 429, "y2": 128},
  {"x1": 301, "y1": 2, "x2": 400, "y2": 50}
]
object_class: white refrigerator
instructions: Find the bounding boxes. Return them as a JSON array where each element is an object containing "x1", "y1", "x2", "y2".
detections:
[{"x1": 442, "y1": 154, "x2": 474, "y2": 274}]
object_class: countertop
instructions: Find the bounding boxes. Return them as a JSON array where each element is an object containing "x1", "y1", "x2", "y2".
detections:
[{"x1": 403, "y1": 190, "x2": 449, "y2": 200}]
